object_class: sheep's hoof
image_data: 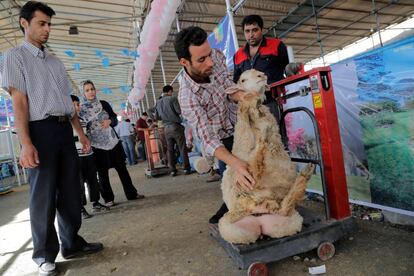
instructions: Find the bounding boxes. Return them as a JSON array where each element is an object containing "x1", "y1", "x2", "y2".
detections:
[{"x1": 247, "y1": 262, "x2": 268, "y2": 276}]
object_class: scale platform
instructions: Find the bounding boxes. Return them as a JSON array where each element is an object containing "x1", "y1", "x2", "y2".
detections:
[{"x1": 209, "y1": 206, "x2": 357, "y2": 271}]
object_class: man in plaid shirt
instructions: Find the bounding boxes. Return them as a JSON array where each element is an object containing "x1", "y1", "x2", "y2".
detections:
[{"x1": 174, "y1": 26, "x2": 255, "y2": 223}]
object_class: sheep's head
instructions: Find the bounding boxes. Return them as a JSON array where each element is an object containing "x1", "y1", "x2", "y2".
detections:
[{"x1": 225, "y1": 69, "x2": 268, "y2": 102}]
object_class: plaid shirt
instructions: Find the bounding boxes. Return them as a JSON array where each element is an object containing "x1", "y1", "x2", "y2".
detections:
[{"x1": 178, "y1": 49, "x2": 237, "y2": 157}]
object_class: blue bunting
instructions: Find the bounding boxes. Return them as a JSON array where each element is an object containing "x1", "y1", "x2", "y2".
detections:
[
  {"x1": 121, "y1": 48, "x2": 130, "y2": 56},
  {"x1": 130, "y1": 51, "x2": 139, "y2": 58},
  {"x1": 102, "y1": 58, "x2": 110, "y2": 68},
  {"x1": 120, "y1": 86, "x2": 130, "y2": 93},
  {"x1": 101, "y1": 87, "x2": 112, "y2": 94},
  {"x1": 95, "y1": 49, "x2": 103, "y2": 58},
  {"x1": 73, "y1": 63, "x2": 81, "y2": 71},
  {"x1": 64, "y1": 50, "x2": 75, "y2": 57}
]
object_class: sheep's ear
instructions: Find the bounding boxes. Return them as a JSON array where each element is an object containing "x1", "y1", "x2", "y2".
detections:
[{"x1": 225, "y1": 84, "x2": 243, "y2": 95}]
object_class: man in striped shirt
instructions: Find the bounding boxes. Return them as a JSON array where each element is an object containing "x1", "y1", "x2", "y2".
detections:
[
  {"x1": 1, "y1": 2, "x2": 102, "y2": 275},
  {"x1": 174, "y1": 27, "x2": 256, "y2": 224}
]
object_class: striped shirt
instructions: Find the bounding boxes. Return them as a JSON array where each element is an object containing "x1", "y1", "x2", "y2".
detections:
[
  {"x1": 178, "y1": 49, "x2": 237, "y2": 157},
  {"x1": 1, "y1": 41, "x2": 74, "y2": 121}
]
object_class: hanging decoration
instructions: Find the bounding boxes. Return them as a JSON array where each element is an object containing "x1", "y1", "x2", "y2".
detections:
[
  {"x1": 101, "y1": 87, "x2": 113, "y2": 94},
  {"x1": 128, "y1": 0, "x2": 182, "y2": 107},
  {"x1": 64, "y1": 49, "x2": 75, "y2": 57}
]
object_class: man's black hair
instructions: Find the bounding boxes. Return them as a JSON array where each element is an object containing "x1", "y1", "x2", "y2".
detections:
[
  {"x1": 70, "y1": 94, "x2": 79, "y2": 102},
  {"x1": 142, "y1": 112, "x2": 148, "y2": 117},
  {"x1": 241, "y1": 15, "x2": 264, "y2": 30},
  {"x1": 19, "y1": 1, "x2": 55, "y2": 33},
  {"x1": 174, "y1": 26, "x2": 207, "y2": 61},
  {"x1": 162, "y1": 85, "x2": 173, "y2": 93}
]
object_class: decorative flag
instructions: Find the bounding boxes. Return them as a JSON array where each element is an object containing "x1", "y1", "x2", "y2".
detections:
[
  {"x1": 102, "y1": 58, "x2": 110, "y2": 68},
  {"x1": 64, "y1": 50, "x2": 75, "y2": 57},
  {"x1": 207, "y1": 15, "x2": 237, "y2": 69},
  {"x1": 101, "y1": 87, "x2": 112, "y2": 94},
  {"x1": 73, "y1": 63, "x2": 81, "y2": 71},
  {"x1": 95, "y1": 49, "x2": 103, "y2": 58},
  {"x1": 120, "y1": 86, "x2": 130, "y2": 93},
  {"x1": 121, "y1": 48, "x2": 130, "y2": 56},
  {"x1": 130, "y1": 51, "x2": 139, "y2": 58}
]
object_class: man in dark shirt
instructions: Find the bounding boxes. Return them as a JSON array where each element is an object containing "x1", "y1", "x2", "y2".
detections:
[
  {"x1": 155, "y1": 85, "x2": 190, "y2": 176},
  {"x1": 233, "y1": 14, "x2": 289, "y2": 122}
]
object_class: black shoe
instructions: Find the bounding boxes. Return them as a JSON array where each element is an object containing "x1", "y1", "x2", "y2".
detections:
[
  {"x1": 183, "y1": 169, "x2": 193, "y2": 175},
  {"x1": 170, "y1": 171, "x2": 177, "y2": 177},
  {"x1": 92, "y1": 202, "x2": 110, "y2": 212},
  {"x1": 128, "y1": 194, "x2": 145, "y2": 200},
  {"x1": 81, "y1": 207, "x2": 92, "y2": 219},
  {"x1": 61, "y1": 242, "x2": 103, "y2": 259},
  {"x1": 208, "y1": 203, "x2": 229, "y2": 224}
]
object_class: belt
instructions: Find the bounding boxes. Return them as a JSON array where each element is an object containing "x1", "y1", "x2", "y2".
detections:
[{"x1": 44, "y1": 115, "x2": 70, "y2": 123}]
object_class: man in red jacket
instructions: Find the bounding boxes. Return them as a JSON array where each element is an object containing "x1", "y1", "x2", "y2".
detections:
[
  {"x1": 135, "y1": 112, "x2": 148, "y2": 161},
  {"x1": 233, "y1": 14, "x2": 289, "y2": 122}
]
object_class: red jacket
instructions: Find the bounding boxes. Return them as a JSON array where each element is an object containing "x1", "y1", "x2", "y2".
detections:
[
  {"x1": 233, "y1": 37, "x2": 289, "y2": 87},
  {"x1": 135, "y1": 117, "x2": 148, "y2": 141}
]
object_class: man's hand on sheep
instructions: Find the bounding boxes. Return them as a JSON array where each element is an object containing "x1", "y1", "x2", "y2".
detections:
[
  {"x1": 230, "y1": 158, "x2": 255, "y2": 191},
  {"x1": 229, "y1": 90, "x2": 245, "y2": 103}
]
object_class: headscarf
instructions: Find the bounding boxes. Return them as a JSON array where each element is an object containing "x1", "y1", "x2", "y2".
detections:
[{"x1": 79, "y1": 80, "x2": 119, "y2": 150}]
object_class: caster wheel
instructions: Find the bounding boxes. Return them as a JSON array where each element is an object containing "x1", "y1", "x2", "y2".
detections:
[
  {"x1": 247, "y1": 262, "x2": 268, "y2": 276},
  {"x1": 317, "y1": 241, "x2": 335, "y2": 261}
]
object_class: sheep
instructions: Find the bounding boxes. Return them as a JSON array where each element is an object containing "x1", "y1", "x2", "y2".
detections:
[{"x1": 218, "y1": 69, "x2": 315, "y2": 244}]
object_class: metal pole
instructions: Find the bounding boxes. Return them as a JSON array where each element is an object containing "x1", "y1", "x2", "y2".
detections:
[
  {"x1": 225, "y1": 0, "x2": 239, "y2": 50},
  {"x1": 287, "y1": 46, "x2": 295, "y2": 62},
  {"x1": 141, "y1": 100, "x2": 146, "y2": 112},
  {"x1": 3, "y1": 96, "x2": 22, "y2": 185},
  {"x1": 372, "y1": 0, "x2": 383, "y2": 47},
  {"x1": 150, "y1": 75, "x2": 157, "y2": 104},
  {"x1": 170, "y1": 69, "x2": 183, "y2": 85},
  {"x1": 159, "y1": 50, "x2": 167, "y2": 85},
  {"x1": 232, "y1": 0, "x2": 248, "y2": 14},
  {"x1": 176, "y1": 13, "x2": 181, "y2": 32},
  {"x1": 145, "y1": 90, "x2": 150, "y2": 109},
  {"x1": 311, "y1": 0, "x2": 325, "y2": 65}
]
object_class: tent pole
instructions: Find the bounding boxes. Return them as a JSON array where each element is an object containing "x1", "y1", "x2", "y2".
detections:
[
  {"x1": 372, "y1": 0, "x2": 383, "y2": 47},
  {"x1": 159, "y1": 50, "x2": 167, "y2": 85},
  {"x1": 311, "y1": 0, "x2": 325, "y2": 65},
  {"x1": 150, "y1": 75, "x2": 157, "y2": 104},
  {"x1": 225, "y1": 0, "x2": 239, "y2": 50}
]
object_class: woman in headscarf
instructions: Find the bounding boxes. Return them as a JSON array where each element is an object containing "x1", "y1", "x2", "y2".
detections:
[{"x1": 79, "y1": 80, "x2": 144, "y2": 206}]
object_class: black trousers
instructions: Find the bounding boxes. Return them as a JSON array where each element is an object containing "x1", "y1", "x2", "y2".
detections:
[
  {"x1": 28, "y1": 119, "x2": 86, "y2": 265},
  {"x1": 94, "y1": 143, "x2": 138, "y2": 203},
  {"x1": 79, "y1": 154, "x2": 100, "y2": 205},
  {"x1": 164, "y1": 124, "x2": 190, "y2": 172}
]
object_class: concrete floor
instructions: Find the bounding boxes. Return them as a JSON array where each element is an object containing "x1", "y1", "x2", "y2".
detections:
[{"x1": 0, "y1": 163, "x2": 413, "y2": 276}]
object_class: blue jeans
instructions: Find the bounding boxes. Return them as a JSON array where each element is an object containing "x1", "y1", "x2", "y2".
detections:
[{"x1": 120, "y1": 136, "x2": 136, "y2": 165}]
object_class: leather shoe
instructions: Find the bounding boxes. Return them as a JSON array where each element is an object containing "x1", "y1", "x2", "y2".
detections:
[{"x1": 61, "y1": 242, "x2": 103, "y2": 259}]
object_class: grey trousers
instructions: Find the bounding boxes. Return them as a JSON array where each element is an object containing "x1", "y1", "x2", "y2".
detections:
[{"x1": 164, "y1": 123, "x2": 190, "y2": 172}]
